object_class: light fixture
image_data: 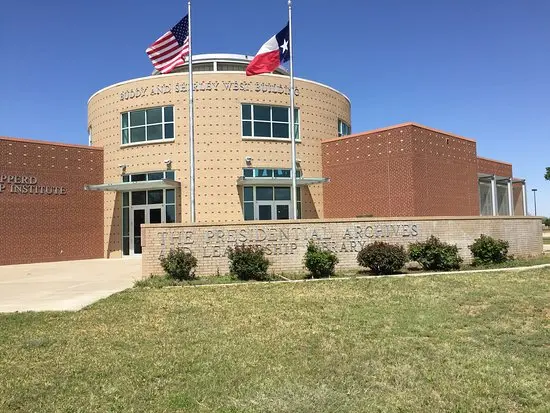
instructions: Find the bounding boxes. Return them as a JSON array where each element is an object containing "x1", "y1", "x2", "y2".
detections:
[{"x1": 245, "y1": 156, "x2": 253, "y2": 165}]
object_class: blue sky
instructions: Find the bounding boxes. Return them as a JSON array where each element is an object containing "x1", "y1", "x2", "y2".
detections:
[{"x1": 1, "y1": 0, "x2": 549, "y2": 216}]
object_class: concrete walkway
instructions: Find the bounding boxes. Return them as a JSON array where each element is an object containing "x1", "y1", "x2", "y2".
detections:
[{"x1": 0, "y1": 258, "x2": 141, "y2": 313}]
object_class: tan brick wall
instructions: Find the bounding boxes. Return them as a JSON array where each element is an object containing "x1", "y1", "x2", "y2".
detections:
[
  {"x1": 88, "y1": 72, "x2": 350, "y2": 258},
  {"x1": 141, "y1": 216, "x2": 542, "y2": 277},
  {"x1": 0, "y1": 137, "x2": 104, "y2": 265}
]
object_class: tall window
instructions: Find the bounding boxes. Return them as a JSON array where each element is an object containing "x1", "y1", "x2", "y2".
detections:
[
  {"x1": 338, "y1": 119, "x2": 351, "y2": 137},
  {"x1": 121, "y1": 106, "x2": 174, "y2": 144},
  {"x1": 242, "y1": 104, "x2": 300, "y2": 140}
]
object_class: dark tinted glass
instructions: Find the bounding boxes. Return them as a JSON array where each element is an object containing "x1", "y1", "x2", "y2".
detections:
[
  {"x1": 148, "y1": 172, "x2": 164, "y2": 181},
  {"x1": 164, "y1": 123, "x2": 174, "y2": 139},
  {"x1": 148, "y1": 190, "x2": 163, "y2": 204},
  {"x1": 122, "y1": 192, "x2": 129, "y2": 206},
  {"x1": 131, "y1": 191, "x2": 146, "y2": 205},
  {"x1": 242, "y1": 121, "x2": 252, "y2": 136},
  {"x1": 149, "y1": 208, "x2": 162, "y2": 223},
  {"x1": 276, "y1": 205, "x2": 290, "y2": 220},
  {"x1": 131, "y1": 127, "x2": 146, "y2": 143},
  {"x1": 122, "y1": 129, "x2": 129, "y2": 144},
  {"x1": 121, "y1": 113, "x2": 129, "y2": 128},
  {"x1": 147, "y1": 108, "x2": 162, "y2": 124},
  {"x1": 130, "y1": 110, "x2": 145, "y2": 126},
  {"x1": 166, "y1": 205, "x2": 176, "y2": 223},
  {"x1": 164, "y1": 106, "x2": 174, "y2": 122},
  {"x1": 131, "y1": 174, "x2": 147, "y2": 182},
  {"x1": 147, "y1": 125, "x2": 162, "y2": 140},
  {"x1": 122, "y1": 237, "x2": 129, "y2": 256},
  {"x1": 272, "y1": 107, "x2": 288, "y2": 122},
  {"x1": 258, "y1": 205, "x2": 272, "y2": 220},
  {"x1": 244, "y1": 202, "x2": 254, "y2": 220},
  {"x1": 256, "y1": 187, "x2": 273, "y2": 201},
  {"x1": 242, "y1": 104, "x2": 251, "y2": 120},
  {"x1": 244, "y1": 186, "x2": 253, "y2": 201},
  {"x1": 243, "y1": 168, "x2": 253, "y2": 177},
  {"x1": 275, "y1": 187, "x2": 291, "y2": 200},
  {"x1": 166, "y1": 189, "x2": 175, "y2": 204},
  {"x1": 254, "y1": 122, "x2": 271, "y2": 137},
  {"x1": 272, "y1": 123, "x2": 289, "y2": 138},
  {"x1": 253, "y1": 105, "x2": 270, "y2": 121}
]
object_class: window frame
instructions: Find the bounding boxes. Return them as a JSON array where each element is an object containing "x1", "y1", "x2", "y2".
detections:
[
  {"x1": 121, "y1": 106, "x2": 175, "y2": 146},
  {"x1": 241, "y1": 103, "x2": 301, "y2": 142},
  {"x1": 338, "y1": 119, "x2": 351, "y2": 137}
]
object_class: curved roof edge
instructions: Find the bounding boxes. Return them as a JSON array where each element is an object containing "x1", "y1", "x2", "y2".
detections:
[{"x1": 88, "y1": 71, "x2": 350, "y2": 105}]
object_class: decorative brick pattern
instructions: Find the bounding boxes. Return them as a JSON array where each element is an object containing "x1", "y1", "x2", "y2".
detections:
[
  {"x1": 322, "y1": 123, "x2": 482, "y2": 218},
  {"x1": 89, "y1": 72, "x2": 351, "y2": 258},
  {"x1": 0, "y1": 137, "x2": 104, "y2": 265},
  {"x1": 141, "y1": 216, "x2": 542, "y2": 277}
]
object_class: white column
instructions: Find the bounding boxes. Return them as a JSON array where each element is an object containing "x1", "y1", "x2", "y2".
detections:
[
  {"x1": 491, "y1": 175, "x2": 498, "y2": 216},
  {"x1": 521, "y1": 181, "x2": 527, "y2": 216},
  {"x1": 507, "y1": 179, "x2": 514, "y2": 216}
]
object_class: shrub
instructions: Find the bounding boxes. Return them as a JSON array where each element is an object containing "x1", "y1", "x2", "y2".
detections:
[
  {"x1": 159, "y1": 248, "x2": 198, "y2": 280},
  {"x1": 469, "y1": 234, "x2": 509, "y2": 265},
  {"x1": 227, "y1": 244, "x2": 270, "y2": 281},
  {"x1": 408, "y1": 236, "x2": 462, "y2": 271},
  {"x1": 542, "y1": 217, "x2": 550, "y2": 227},
  {"x1": 356, "y1": 241, "x2": 407, "y2": 275},
  {"x1": 303, "y1": 241, "x2": 339, "y2": 278}
]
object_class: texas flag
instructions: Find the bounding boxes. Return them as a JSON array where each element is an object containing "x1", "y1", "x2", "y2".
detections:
[{"x1": 246, "y1": 23, "x2": 290, "y2": 76}]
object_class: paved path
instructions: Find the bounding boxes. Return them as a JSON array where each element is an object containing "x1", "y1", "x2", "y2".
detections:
[{"x1": 0, "y1": 258, "x2": 141, "y2": 313}]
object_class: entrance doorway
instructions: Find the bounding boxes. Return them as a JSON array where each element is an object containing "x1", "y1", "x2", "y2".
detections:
[
  {"x1": 130, "y1": 205, "x2": 164, "y2": 255},
  {"x1": 256, "y1": 201, "x2": 291, "y2": 220}
]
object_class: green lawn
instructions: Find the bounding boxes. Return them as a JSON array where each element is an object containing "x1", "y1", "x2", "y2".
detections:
[{"x1": 1, "y1": 269, "x2": 549, "y2": 412}]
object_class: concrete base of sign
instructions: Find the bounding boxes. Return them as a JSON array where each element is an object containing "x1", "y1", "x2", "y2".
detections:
[{"x1": 141, "y1": 217, "x2": 543, "y2": 277}]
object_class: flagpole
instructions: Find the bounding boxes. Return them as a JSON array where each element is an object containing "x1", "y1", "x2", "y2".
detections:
[
  {"x1": 188, "y1": 0, "x2": 196, "y2": 223},
  {"x1": 288, "y1": 0, "x2": 298, "y2": 219}
]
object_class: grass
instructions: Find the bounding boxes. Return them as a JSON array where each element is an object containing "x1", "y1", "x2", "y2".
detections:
[{"x1": 1, "y1": 268, "x2": 550, "y2": 412}]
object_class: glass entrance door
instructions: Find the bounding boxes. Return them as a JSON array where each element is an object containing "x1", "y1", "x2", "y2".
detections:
[
  {"x1": 130, "y1": 206, "x2": 164, "y2": 255},
  {"x1": 255, "y1": 201, "x2": 291, "y2": 221}
]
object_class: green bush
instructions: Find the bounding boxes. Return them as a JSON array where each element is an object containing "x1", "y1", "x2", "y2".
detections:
[
  {"x1": 304, "y1": 241, "x2": 339, "y2": 278},
  {"x1": 159, "y1": 248, "x2": 198, "y2": 280},
  {"x1": 227, "y1": 244, "x2": 270, "y2": 281},
  {"x1": 542, "y1": 217, "x2": 550, "y2": 227},
  {"x1": 469, "y1": 234, "x2": 510, "y2": 265},
  {"x1": 408, "y1": 236, "x2": 462, "y2": 271},
  {"x1": 356, "y1": 241, "x2": 407, "y2": 275}
]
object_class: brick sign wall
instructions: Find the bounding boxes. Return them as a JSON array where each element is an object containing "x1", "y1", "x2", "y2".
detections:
[
  {"x1": 0, "y1": 137, "x2": 104, "y2": 265},
  {"x1": 142, "y1": 217, "x2": 542, "y2": 277}
]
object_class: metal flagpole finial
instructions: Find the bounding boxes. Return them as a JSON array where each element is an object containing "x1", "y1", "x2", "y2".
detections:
[{"x1": 288, "y1": 0, "x2": 292, "y2": 7}]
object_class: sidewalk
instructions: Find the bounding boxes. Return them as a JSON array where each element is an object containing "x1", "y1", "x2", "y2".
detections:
[{"x1": 0, "y1": 258, "x2": 141, "y2": 313}]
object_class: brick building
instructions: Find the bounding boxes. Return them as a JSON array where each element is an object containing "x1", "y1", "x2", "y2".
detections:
[
  {"x1": 0, "y1": 55, "x2": 528, "y2": 266},
  {"x1": 322, "y1": 123, "x2": 526, "y2": 218},
  {"x1": 0, "y1": 137, "x2": 104, "y2": 265}
]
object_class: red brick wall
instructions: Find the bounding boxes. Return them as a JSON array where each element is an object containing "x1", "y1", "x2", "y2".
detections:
[
  {"x1": 322, "y1": 123, "x2": 483, "y2": 218},
  {"x1": 0, "y1": 137, "x2": 104, "y2": 265},
  {"x1": 410, "y1": 126, "x2": 479, "y2": 216},
  {"x1": 322, "y1": 125, "x2": 415, "y2": 218},
  {"x1": 477, "y1": 157, "x2": 513, "y2": 177}
]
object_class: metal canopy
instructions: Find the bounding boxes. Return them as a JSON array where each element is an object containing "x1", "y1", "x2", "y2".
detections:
[
  {"x1": 236, "y1": 177, "x2": 329, "y2": 186},
  {"x1": 84, "y1": 179, "x2": 180, "y2": 192},
  {"x1": 478, "y1": 173, "x2": 524, "y2": 184}
]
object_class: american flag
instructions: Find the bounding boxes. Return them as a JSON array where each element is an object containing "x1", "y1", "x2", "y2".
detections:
[{"x1": 146, "y1": 16, "x2": 189, "y2": 74}]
